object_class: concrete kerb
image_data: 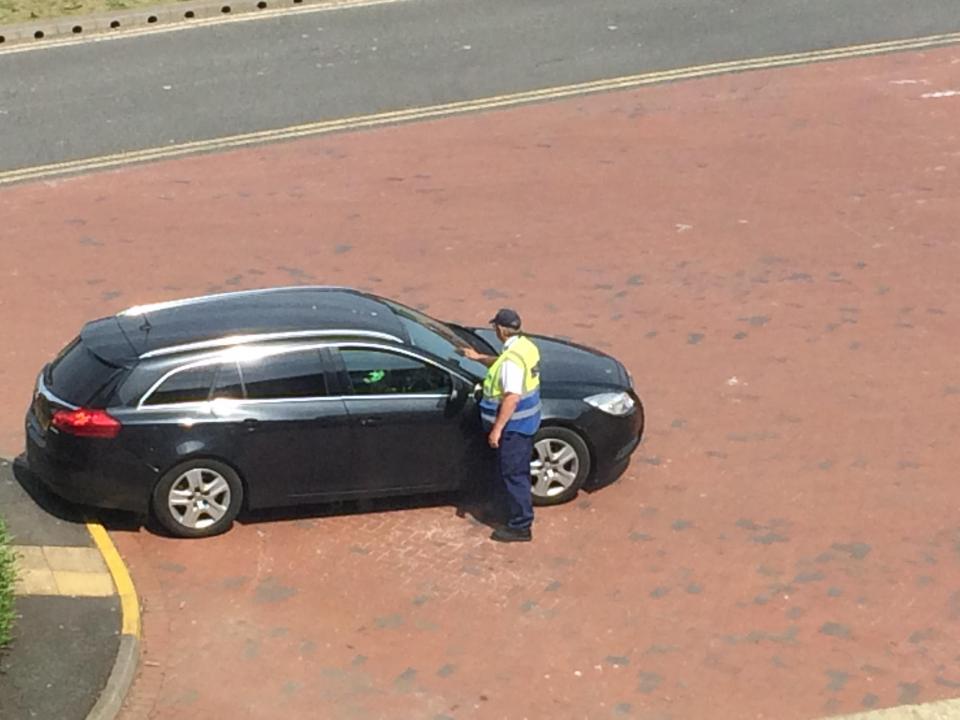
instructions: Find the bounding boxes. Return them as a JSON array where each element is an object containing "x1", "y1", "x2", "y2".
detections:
[
  {"x1": 84, "y1": 522, "x2": 141, "y2": 720},
  {"x1": 0, "y1": 0, "x2": 354, "y2": 47}
]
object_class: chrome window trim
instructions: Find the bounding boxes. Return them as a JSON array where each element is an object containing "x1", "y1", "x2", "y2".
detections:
[
  {"x1": 133, "y1": 392, "x2": 450, "y2": 413},
  {"x1": 213, "y1": 396, "x2": 340, "y2": 406},
  {"x1": 133, "y1": 396, "x2": 344, "y2": 412},
  {"x1": 139, "y1": 329, "x2": 403, "y2": 359},
  {"x1": 341, "y1": 394, "x2": 449, "y2": 401},
  {"x1": 119, "y1": 285, "x2": 352, "y2": 318},
  {"x1": 129, "y1": 400, "x2": 212, "y2": 413},
  {"x1": 36, "y1": 374, "x2": 80, "y2": 410}
]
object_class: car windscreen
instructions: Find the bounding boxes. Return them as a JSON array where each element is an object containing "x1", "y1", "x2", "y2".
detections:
[
  {"x1": 44, "y1": 337, "x2": 124, "y2": 406},
  {"x1": 383, "y1": 301, "x2": 487, "y2": 378}
]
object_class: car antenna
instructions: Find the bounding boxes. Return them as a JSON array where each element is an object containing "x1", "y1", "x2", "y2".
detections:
[{"x1": 138, "y1": 312, "x2": 152, "y2": 334}]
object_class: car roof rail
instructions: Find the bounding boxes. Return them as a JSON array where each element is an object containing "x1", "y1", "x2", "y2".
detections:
[
  {"x1": 118, "y1": 286, "x2": 355, "y2": 318},
  {"x1": 139, "y1": 329, "x2": 403, "y2": 359}
]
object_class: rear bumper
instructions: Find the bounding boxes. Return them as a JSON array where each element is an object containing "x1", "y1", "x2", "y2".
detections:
[{"x1": 25, "y1": 411, "x2": 155, "y2": 514}]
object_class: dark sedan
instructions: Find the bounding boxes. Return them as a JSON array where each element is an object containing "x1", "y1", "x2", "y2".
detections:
[{"x1": 25, "y1": 287, "x2": 643, "y2": 537}]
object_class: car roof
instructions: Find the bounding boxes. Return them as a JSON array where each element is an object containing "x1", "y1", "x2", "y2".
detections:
[{"x1": 83, "y1": 287, "x2": 407, "y2": 363}]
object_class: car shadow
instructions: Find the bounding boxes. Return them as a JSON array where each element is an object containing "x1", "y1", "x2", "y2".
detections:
[
  {"x1": 13, "y1": 454, "x2": 510, "y2": 537},
  {"x1": 240, "y1": 483, "x2": 503, "y2": 534},
  {"x1": 239, "y1": 459, "x2": 636, "y2": 533},
  {"x1": 12, "y1": 455, "x2": 83, "y2": 523},
  {"x1": 12, "y1": 455, "x2": 142, "y2": 532}
]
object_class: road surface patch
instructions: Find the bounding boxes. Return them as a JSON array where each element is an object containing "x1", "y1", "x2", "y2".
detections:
[{"x1": 2, "y1": 30, "x2": 959, "y2": 185}]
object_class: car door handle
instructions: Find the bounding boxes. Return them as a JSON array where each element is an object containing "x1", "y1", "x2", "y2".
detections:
[
  {"x1": 242, "y1": 418, "x2": 260, "y2": 431},
  {"x1": 359, "y1": 417, "x2": 381, "y2": 427}
]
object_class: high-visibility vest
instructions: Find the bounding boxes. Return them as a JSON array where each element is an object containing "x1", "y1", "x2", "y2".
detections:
[{"x1": 480, "y1": 335, "x2": 542, "y2": 435}]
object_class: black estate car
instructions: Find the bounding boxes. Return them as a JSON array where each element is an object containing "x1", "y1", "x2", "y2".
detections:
[{"x1": 26, "y1": 287, "x2": 643, "y2": 537}]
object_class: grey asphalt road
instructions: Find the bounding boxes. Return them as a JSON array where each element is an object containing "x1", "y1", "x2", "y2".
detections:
[{"x1": 1, "y1": 0, "x2": 959, "y2": 172}]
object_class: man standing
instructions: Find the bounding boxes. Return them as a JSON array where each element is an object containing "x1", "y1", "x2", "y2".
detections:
[{"x1": 463, "y1": 308, "x2": 542, "y2": 543}]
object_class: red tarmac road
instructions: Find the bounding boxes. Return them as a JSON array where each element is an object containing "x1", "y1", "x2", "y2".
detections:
[{"x1": 2, "y1": 45, "x2": 960, "y2": 720}]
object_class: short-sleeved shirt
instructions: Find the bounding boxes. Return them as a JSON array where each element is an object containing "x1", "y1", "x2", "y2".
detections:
[{"x1": 498, "y1": 336, "x2": 525, "y2": 395}]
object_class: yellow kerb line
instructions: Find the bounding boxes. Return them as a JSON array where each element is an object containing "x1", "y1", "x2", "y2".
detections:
[
  {"x1": 86, "y1": 522, "x2": 140, "y2": 637},
  {"x1": 2, "y1": 29, "x2": 959, "y2": 186}
]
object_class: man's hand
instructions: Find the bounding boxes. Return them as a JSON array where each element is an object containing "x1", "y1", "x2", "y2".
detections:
[{"x1": 488, "y1": 425, "x2": 503, "y2": 448}]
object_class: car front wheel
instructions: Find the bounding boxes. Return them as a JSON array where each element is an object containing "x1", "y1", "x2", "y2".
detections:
[
  {"x1": 151, "y1": 459, "x2": 244, "y2": 538},
  {"x1": 530, "y1": 426, "x2": 591, "y2": 506}
]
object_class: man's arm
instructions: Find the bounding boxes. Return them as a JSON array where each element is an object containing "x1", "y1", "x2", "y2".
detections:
[
  {"x1": 488, "y1": 392, "x2": 520, "y2": 448},
  {"x1": 487, "y1": 356, "x2": 524, "y2": 448},
  {"x1": 461, "y1": 347, "x2": 497, "y2": 366}
]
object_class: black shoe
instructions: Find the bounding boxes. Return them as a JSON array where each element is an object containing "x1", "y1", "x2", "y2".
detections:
[{"x1": 490, "y1": 527, "x2": 532, "y2": 543}]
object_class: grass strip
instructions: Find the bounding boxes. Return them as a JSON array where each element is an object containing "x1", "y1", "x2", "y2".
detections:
[
  {"x1": 0, "y1": 0, "x2": 188, "y2": 26},
  {"x1": 0, "y1": 517, "x2": 16, "y2": 648}
]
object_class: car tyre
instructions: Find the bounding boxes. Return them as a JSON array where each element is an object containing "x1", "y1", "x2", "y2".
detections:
[
  {"x1": 530, "y1": 426, "x2": 591, "y2": 506},
  {"x1": 152, "y1": 459, "x2": 244, "y2": 538}
]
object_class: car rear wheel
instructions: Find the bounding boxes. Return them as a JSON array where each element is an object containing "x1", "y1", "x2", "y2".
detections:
[
  {"x1": 152, "y1": 459, "x2": 244, "y2": 538},
  {"x1": 530, "y1": 426, "x2": 591, "y2": 506}
]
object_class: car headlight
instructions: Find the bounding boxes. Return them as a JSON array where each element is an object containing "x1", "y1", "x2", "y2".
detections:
[{"x1": 584, "y1": 391, "x2": 635, "y2": 416}]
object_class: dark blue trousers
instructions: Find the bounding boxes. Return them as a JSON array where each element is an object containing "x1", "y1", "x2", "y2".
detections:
[{"x1": 497, "y1": 432, "x2": 535, "y2": 530}]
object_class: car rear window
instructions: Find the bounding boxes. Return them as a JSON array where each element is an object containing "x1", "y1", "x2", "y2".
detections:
[
  {"x1": 143, "y1": 364, "x2": 217, "y2": 406},
  {"x1": 45, "y1": 337, "x2": 123, "y2": 406}
]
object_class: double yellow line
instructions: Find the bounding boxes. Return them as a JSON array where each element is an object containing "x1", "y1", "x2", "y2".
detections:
[{"x1": 3, "y1": 29, "x2": 960, "y2": 186}]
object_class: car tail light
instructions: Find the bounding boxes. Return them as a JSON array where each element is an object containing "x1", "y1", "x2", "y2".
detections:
[{"x1": 51, "y1": 408, "x2": 121, "y2": 439}]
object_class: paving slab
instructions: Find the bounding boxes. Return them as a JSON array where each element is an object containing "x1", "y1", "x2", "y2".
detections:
[{"x1": 1, "y1": 43, "x2": 959, "y2": 720}]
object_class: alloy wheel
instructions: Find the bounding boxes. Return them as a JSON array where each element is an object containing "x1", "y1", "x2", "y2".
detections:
[
  {"x1": 530, "y1": 438, "x2": 580, "y2": 499},
  {"x1": 167, "y1": 467, "x2": 232, "y2": 530}
]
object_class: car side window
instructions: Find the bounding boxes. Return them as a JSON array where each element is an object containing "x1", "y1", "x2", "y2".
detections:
[
  {"x1": 211, "y1": 361, "x2": 244, "y2": 400},
  {"x1": 240, "y1": 350, "x2": 327, "y2": 400},
  {"x1": 340, "y1": 349, "x2": 451, "y2": 396},
  {"x1": 144, "y1": 364, "x2": 217, "y2": 406}
]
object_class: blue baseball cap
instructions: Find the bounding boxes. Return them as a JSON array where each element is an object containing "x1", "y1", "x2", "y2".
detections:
[{"x1": 489, "y1": 308, "x2": 522, "y2": 329}]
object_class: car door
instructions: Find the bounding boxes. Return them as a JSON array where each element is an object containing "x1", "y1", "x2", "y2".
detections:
[
  {"x1": 332, "y1": 345, "x2": 487, "y2": 495},
  {"x1": 220, "y1": 347, "x2": 356, "y2": 505}
]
